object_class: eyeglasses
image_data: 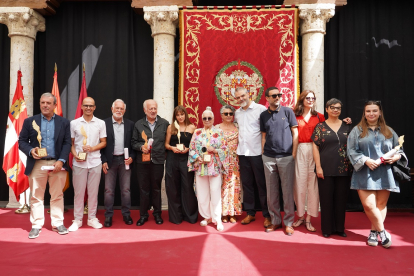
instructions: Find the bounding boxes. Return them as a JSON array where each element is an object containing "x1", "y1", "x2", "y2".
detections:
[
  {"x1": 202, "y1": 117, "x2": 213, "y2": 121},
  {"x1": 82, "y1": 105, "x2": 95, "y2": 108},
  {"x1": 269, "y1": 94, "x2": 283, "y2": 99},
  {"x1": 305, "y1": 97, "x2": 316, "y2": 101},
  {"x1": 329, "y1": 106, "x2": 342, "y2": 111},
  {"x1": 222, "y1": 112, "x2": 234, "y2": 116}
]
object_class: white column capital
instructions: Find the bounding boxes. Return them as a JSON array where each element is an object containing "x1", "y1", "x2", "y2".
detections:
[
  {"x1": 299, "y1": 4, "x2": 335, "y2": 36},
  {"x1": 143, "y1": 5, "x2": 178, "y2": 37},
  {"x1": 0, "y1": 7, "x2": 45, "y2": 40}
]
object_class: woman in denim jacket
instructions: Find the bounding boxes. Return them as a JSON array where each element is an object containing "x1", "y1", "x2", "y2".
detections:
[{"x1": 347, "y1": 101, "x2": 401, "y2": 248}]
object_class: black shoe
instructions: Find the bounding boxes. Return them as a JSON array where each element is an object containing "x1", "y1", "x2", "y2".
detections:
[
  {"x1": 323, "y1": 233, "x2": 330, "y2": 238},
  {"x1": 337, "y1": 231, "x2": 347, "y2": 237},
  {"x1": 136, "y1": 217, "x2": 148, "y2": 226},
  {"x1": 104, "y1": 217, "x2": 112, "y2": 227},
  {"x1": 154, "y1": 215, "x2": 163, "y2": 225},
  {"x1": 123, "y1": 215, "x2": 133, "y2": 225},
  {"x1": 28, "y1": 228, "x2": 41, "y2": 239},
  {"x1": 53, "y1": 225, "x2": 68, "y2": 235}
]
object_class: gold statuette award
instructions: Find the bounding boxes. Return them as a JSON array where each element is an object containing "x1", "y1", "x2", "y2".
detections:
[
  {"x1": 141, "y1": 130, "x2": 151, "y2": 162},
  {"x1": 32, "y1": 120, "x2": 48, "y2": 157},
  {"x1": 77, "y1": 126, "x2": 88, "y2": 161},
  {"x1": 174, "y1": 120, "x2": 184, "y2": 151}
]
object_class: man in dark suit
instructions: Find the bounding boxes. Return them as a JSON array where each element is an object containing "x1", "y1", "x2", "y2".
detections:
[
  {"x1": 131, "y1": 99, "x2": 169, "y2": 226},
  {"x1": 19, "y1": 93, "x2": 71, "y2": 239},
  {"x1": 101, "y1": 99, "x2": 136, "y2": 227}
]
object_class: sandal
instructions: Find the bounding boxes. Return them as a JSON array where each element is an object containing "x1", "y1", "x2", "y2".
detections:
[
  {"x1": 200, "y1": 219, "x2": 212, "y2": 226},
  {"x1": 306, "y1": 222, "x2": 316, "y2": 232},
  {"x1": 222, "y1": 216, "x2": 229, "y2": 223},
  {"x1": 293, "y1": 218, "x2": 305, "y2": 228}
]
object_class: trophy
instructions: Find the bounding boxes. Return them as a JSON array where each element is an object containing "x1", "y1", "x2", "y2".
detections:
[
  {"x1": 32, "y1": 121, "x2": 48, "y2": 157},
  {"x1": 375, "y1": 135, "x2": 405, "y2": 165},
  {"x1": 77, "y1": 126, "x2": 88, "y2": 161},
  {"x1": 202, "y1": 129, "x2": 212, "y2": 163},
  {"x1": 141, "y1": 130, "x2": 151, "y2": 162},
  {"x1": 174, "y1": 120, "x2": 184, "y2": 151}
]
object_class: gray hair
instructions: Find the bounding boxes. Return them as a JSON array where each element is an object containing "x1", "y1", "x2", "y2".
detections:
[
  {"x1": 143, "y1": 99, "x2": 157, "y2": 110},
  {"x1": 325, "y1": 98, "x2": 343, "y2": 108},
  {"x1": 40, "y1": 92, "x2": 57, "y2": 104},
  {"x1": 235, "y1": 87, "x2": 247, "y2": 94},
  {"x1": 202, "y1": 106, "x2": 214, "y2": 118},
  {"x1": 112, "y1": 99, "x2": 126, "y2": 110},
  {"x1": 220, "y1": 105, "x2": 235, "y2": 114}
]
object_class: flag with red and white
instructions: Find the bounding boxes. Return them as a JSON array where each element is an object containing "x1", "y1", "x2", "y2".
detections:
[{"x1": 3, "y1": 70, "x2": 29, "y2": 201}]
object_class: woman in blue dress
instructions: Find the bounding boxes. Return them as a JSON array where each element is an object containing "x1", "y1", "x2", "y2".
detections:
[{"x1": 347, "y1": 101, "x2": 401, "y2": 248}]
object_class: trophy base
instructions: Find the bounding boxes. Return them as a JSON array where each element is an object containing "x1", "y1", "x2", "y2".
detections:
[
  {"x1": 78, "y1": 152, "x2": 87, "y2": 161},
  {"x1": 15, "y1": 204, "x2": 31, "y2": 214},
  {"x1": 142, "y1": 153, "x2": 151, "y2": 162},
  {"x1": 176, "y1": 144, "x2": 184, "y2": 151},
  {"x1": 203, "y1": 154, "x2": 211, "y2": 163},
  {"x1": 37, "y1": 148, "x2": 48, "y2": 158}
]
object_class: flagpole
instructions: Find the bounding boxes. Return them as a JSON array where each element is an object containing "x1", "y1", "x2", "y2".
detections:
[{"x1": 14, "y1": 190, "x2": 30, "y2": 214}]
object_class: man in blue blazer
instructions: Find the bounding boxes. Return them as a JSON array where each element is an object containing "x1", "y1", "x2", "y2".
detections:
[
  {"x1": 19, "y1": 93, "x2": 71, "y2": 239},
  {"x1": 101, "y1": 99, "x2": 136, "y2": 227}
]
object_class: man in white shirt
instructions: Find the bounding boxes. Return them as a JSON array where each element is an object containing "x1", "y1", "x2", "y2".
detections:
[
  {"x1": 68, "y1": 97, "x2": 107, "y2": 231},
  {"x1": 234, "y1": 87, "x2": 271, "y2": 228}
]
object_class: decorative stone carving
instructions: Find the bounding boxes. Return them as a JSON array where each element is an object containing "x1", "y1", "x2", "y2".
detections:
[
  {"x1": 144, "y1": 5, "x2": 178, "y2": 37},
  {"x1": 0, "y1": 7, "x2": 45, "y2": 208},
  {"x1": 0, "y1": 7, "x2": 45, "y2": 40},
  {"x1": 299, "y1": 4, "x2": 335, "y2": 112},
  {"x1": 299, "y1": 4, "x2": 335, "y2": 35}
]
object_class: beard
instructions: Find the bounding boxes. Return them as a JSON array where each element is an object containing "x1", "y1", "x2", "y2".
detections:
[
  {"x1": 240, "y1": 101, "x2": 247, "y2": 107},
  {"x1": 113, "y1": 113, "x2": 123, "y2": 119}
]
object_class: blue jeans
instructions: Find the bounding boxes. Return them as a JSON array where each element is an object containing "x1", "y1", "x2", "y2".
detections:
[{"x1": 104, "y1": 156, "x2": 131, "y2": 217}]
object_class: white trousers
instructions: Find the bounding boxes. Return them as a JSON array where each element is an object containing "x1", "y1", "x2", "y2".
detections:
[
  {"x1": 72, "y1": 164, "x2": 102, "y2": 221},
  {"x1": 294, "y1": 143, "x2": 319, "y2": 218},
  {"x1": 195, "y1": 175, "x2": 222, "y2": 224}
]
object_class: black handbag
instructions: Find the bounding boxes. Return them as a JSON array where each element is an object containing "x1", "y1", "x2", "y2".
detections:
[{"x1": 392, "y1": 152, "x2": 411, "y2": 183}]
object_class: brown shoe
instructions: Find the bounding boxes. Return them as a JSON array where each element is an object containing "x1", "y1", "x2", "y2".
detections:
[
  {"x1": 285, "y1": 226, "x2": 294, "y2": 236},
  {"x1": 222, "y1": 216, "x2": 229, "y2": 223},
  {"x1": 241, "y1": 215, "x2": 256, "y2": 225},
  {"x1": 265, "y1": 224, "x2": 282, "y2": 233},
  {"x1": 264, "y1": 217, "x2": 272, "y2": 228},
  {"x1": 229, "y1": 216, "x2": 237, "y2": 223}
]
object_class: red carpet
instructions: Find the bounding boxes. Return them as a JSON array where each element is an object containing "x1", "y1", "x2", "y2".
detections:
[{"x1": 0, "y1": 209, "x2": 413, "y2": 275}]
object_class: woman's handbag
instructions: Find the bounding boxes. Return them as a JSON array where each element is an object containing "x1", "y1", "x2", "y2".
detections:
[{"x1": 392, "y1": 152, "x2": 411, "y2": 183}]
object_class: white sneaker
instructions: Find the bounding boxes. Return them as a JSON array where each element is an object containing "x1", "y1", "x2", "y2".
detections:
[
  {"x1": 217, "y1": 224, "x2": 224, "y2": 232},
  {"x1": 200, "y1": 219, "x2": 212, "y2": 226},
  {"x1": 87, "y1": 218, "x2": 103, "y2": 229},
  {"x1": 68, "y1": 220, "x2": 82, "y2": 232}
]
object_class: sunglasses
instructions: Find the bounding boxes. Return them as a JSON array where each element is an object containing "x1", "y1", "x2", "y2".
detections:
[
  {"x1": 329, "y1": 106, "x2": 342, "y2": 111},
  {"x1": 202, "y1": 117, "x2": 213, "y2": 121},
  {"x1": 222, "y1": 112, "x2": 234, "y2": 116},
  {"x1": 269, "y1": 94, "x2": 283, "y2": 99},
  {"x1": 365, "y1": 100, "x2": 382, "y2": 109},
  {"x1": 305, "y1": 97, "x2": 316, "y2": 101}
]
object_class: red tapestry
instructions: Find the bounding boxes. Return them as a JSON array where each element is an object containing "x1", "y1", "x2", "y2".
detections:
[{"x1": 179, "y1": 8, "x2": 299, "y2": 127}]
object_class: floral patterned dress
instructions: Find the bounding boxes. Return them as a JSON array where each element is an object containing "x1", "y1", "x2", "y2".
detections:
[
  {"x1": 187, "y1": 126, "x2": 228, "y2": 176},
  {"x1": 311, "y1": 121, "x2": 352, "y2": 176},
  {"x1": 221, "y1": 128, "x2": 242, "y2": 216}
]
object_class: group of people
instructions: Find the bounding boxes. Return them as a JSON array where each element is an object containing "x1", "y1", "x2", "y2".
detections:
[{"x1": 19, "y1": 88, "x2": 402, "y2": 249}]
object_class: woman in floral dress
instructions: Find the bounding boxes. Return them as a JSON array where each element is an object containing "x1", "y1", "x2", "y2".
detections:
[
  {"x1": 312, "y1": 98, "x2": 352, "y2": 238},
  {"x1": 217, "y1": 105, "x2": 242, "y2": 223},
  {"x1": 188, "y1": 107, "x2": 228, "y2": 231}
]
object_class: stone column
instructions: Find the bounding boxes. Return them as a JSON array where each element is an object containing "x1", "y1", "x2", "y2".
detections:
[
  {"x1": 299, "y1": 4, "x2": 335, "y2": 113},
  {"x1": 0, "y1": 7, "x2": 45, "y2": 207},
  {"x1": 144, "y1": 5, "x2": 178, "y2": 123},
  {"x1": 144, "y1": 6, "x2": 178, "y2": 210}
]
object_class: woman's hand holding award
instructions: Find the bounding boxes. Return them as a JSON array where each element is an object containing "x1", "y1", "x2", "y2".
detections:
[
  {"x1": 78, "y1": 126, "x2": 88, "y2": 161},
  {"x1": 375, "y1": 135, "x2": 404, "y2": 165},
  {"x1": 32, "y1": 121, "x2": 47, "y2": 157},
  {"x1": 174, "y1": 120, "x2": 184, "y2": 151}
]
